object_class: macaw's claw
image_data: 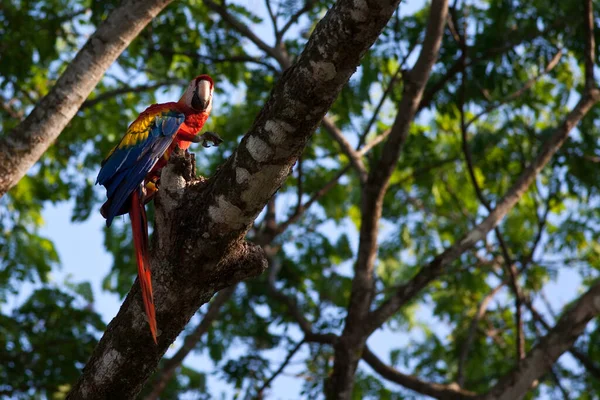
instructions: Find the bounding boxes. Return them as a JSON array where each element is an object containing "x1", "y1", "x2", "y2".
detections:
[{"x1": 192, "y1": 131, "x2": 223, "y2": 148}]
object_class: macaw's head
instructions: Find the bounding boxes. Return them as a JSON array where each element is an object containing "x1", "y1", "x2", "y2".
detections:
[{"x1": 180, "y1": 74, "x2": 214, "y2": 114}]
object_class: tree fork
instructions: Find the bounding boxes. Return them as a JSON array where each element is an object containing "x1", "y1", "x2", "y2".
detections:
[{"x1": 67, "y1": 0, "x2": 403, "y2": 396}]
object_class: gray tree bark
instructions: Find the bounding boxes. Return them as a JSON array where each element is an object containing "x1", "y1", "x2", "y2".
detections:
[{"x1": 0, "y1": 0, "x2": 175, "y2": 198}]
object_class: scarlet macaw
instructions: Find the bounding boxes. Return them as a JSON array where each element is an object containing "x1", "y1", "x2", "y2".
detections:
[{"x1": 96, "y1": 75, "x2": 221, "y2": 343}]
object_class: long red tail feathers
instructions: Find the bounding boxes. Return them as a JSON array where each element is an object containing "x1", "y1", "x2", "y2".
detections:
[{"x1": 130, "y1": 190, "x2": 158, "y2": 344}]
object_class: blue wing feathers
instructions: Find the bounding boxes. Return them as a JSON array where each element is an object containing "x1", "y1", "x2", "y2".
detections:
[{"x1": 97, "y1": 110, "x2": 185, "y2": 227}]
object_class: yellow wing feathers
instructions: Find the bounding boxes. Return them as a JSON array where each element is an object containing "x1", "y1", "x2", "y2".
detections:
[{"x1": 117, "y1": 112, "x2": 158, "y2": 149}]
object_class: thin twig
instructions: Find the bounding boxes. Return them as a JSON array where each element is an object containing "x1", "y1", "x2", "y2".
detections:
[
  {"x1": 357, "y1": 129, "x2": 391, "y2": 155},
  {"x1": 256, "y1": 339, "x2": 306, "y2": 396},
  {"x1": 357, "y1": 68, "x2": 401, "y2": 149},
  {"x1": 203, "y1": 0, "x2": 290, "y2": 68},
  {"x1": 157, "y1": 48, "x2": 279, "y2": 72},
  {"x1": 265, "y1": 0, "x2": 279, "y2": 41},
  {"x1": 465, "y1": 49, "x2": 563, "y2": 129},
  {"x1": 418, "y1": 20, "x2": 567, "y2": 112},
  {"x1": 0, "y1": 95, "x2": 25, "y2": 120},
  {"x1": 322, "y1": 116, "x2": 368, "y2": 183},
  {"x1": 279, "y1": 0, "x2": 316, "y2": 42},
  {"x1": 549, "y1": 367, "x2": 570, "y2": 400},
  {"x1": 457, "y1": 21, "x2": 529, "y2": 360}
]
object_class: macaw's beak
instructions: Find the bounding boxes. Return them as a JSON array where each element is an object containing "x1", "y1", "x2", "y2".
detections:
[
  {"x1": 192, "y1": 90, "x2": 209, "y2": 111},
  {"x1": 191, "y1": 79, "x2": 212, "y2": 111}
]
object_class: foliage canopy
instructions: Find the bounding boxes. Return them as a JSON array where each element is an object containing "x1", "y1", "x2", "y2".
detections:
[{"x1": 1, "y1": 0, "x2": 600, "y2": 398}]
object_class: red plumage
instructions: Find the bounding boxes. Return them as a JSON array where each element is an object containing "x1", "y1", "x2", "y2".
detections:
[{"x1": 96, "y1": 75, "x2": 216, "y2": 343}]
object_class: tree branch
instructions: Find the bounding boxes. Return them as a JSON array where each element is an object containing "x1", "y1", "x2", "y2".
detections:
[
  {"x1": 203, "y1": 0, "x2": 291, "y2": 68},
  {"x1": 366, "y1": 86, "x2": 600, "y2": 337},
  {"x1": 67, "y1": 0, "x2": 401, "y2": 396},
  {"x1": 418, "y1": 20, "x2": 566, "y2": 113},
  {"x1": 279, "y1": 0, "x2": 316, "y2": 42},
  {"x1": 157, "y1": 48, "x2": 279, "y2": 72},
  {"x1": 257, "y1": 339, "x2": 305, "y2": 396},
  {"x1": 267, "y1": 255, "x2": 315, "y2": 336},
  {"x1": 584, "y1": 0, "x2": 596, "y2": 90},
  {"x1": 357, "y1": 68, "x2": 401, "y2": 149},
  {"x1": 526, "y1": 296, "x2": 600, "y2": 380},
  {"x1": 362, "y1": 347, "x2": 476, "y2": 399},
  {"x1": 0, "y1": 94, "x2": 25, "y2": 120},
  {"x1": 327, "y1": 1, "x2": 449, "y2": 397},
  {"x1": 322, "y1": 116, "x2": 368, "y2": 183},
  {"x1": 265, "y1": 0, "x2": 279, "y2": 42},
  {"x1": 0, "y1": 0, "x2": 175, "y2": 198},
  {"x1": 478, "y1": 280, "x2": 600, "y2": 400},
  {"x1": 549, "y1": 368, "x2": 570, "y2": 400},
  {"x1": 458, "y1": 44, "x2": 526, "y2": 361}
]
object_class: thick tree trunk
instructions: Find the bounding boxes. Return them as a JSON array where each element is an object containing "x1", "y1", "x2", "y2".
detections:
[
  {"x1": 0, "y1": 0, "x2": 175, "y2": 198},
  {"x1": 67, "y1": 0, "x2": 401, "y2": 397}
]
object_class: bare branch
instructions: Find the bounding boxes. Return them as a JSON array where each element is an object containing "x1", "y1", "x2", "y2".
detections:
[
  {"x1": 322, "y1": 116, "x2": 368, "y2": 183},
  {"x1": 357, "y1": 69, "x2": 401, "y2": 149},
  {"x1": 279, "y1": 0, "x2": 316, "y2": 41},
  {"x1": 265, "y1": 0, "x2": 279, "y2": 41},
  {"x1": 257, "y1": 339, "x2": 305, "y2": 396},
  {"x1": 0, "y1": 0, "x2": 175, "y2": 198},
  {"x1": 362, "y1": 347, "x2": 476, "y2": 400},
  {"x1": 203, "y1": 0, "x2": 291, "y2": 68},
  {"x1": 459, "y1": 54, "x2": 526, "y2": 360},
  {"x1": 478, "y1": 280, "x2": 600, "y2": 400},
  {"x1": 357, "y1": 128, "x2": 391, "y2": 155}
]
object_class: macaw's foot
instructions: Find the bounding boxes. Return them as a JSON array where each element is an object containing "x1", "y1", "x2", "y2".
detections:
[
  {"x1": 143, "y1": 176, "x2": 160, "y2": 204},
  {"x1": 192, "y1": 131, "x2": 223, "y2": 148}
]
